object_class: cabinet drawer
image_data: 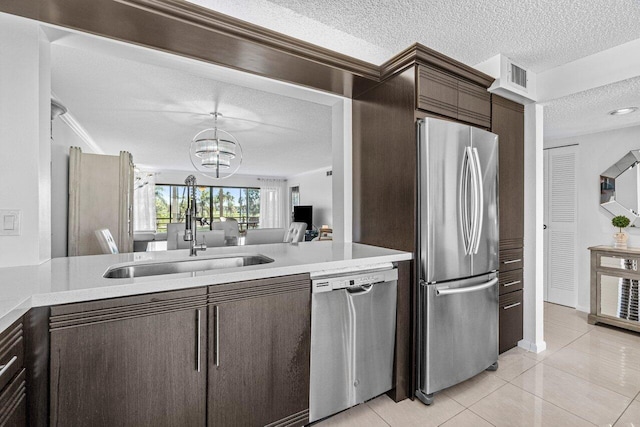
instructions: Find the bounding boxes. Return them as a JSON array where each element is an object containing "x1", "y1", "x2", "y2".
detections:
[
  {"x1": 499, "y1": 290, "x2": 523, "y2": 353},
  {"x1": 417, "y1": 65, "x2": 458, "y2": 119},
  {"x1": 500, "y1": 248, "x2": 523, "y2": 272},
  {"x1": 499, "y1": 269, "x2": 523, "y2": 295},
  {"x1": 0, "y1": 319, "x2": 23, "y2": 393},
  {"x1": 0, "y1": 368, "x2": 26, "y2": 427}
]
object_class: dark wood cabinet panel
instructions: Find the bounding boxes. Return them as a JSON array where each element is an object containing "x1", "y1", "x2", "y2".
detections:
[
  {"x1": 417, "y1": 65, "x2": 458, "y2": 119},
  {"x1": 500, "y1": 248, "x2": 524, "y2": 272},
  {"x1": 499, "y1": 290, "x2": 524, "y2": 353},
  {"x1": 50, "y1": 289, "x2": 207, "y2": 427},
  {"x1": 208, "y1": 274, "x2": 311, "y2": 427},
  {"x1": 458, "y1": 80, "x2": 491, "y2": 128},
  {"x1": 387, "y1": 260, "x2": 413, "y2": 402},
  {"x1": 353, "y1": 67, "x2": 417, "y2": 253},
  {"x1": 0, "y1": 368, "x2": 26, "y2": 427},
  {"x1": 499, "y1": 269, "x2": 523, "y2": 295},
  {"x1": 492, "y1": 95, "x2": 525, "y2": 250},
  {"x1": 0, "y1": 318, "x2": 23, "y2": 394}
]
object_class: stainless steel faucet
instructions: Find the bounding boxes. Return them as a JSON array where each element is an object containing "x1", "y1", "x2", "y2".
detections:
[{"x1": 184, "y1": 175, "x2": 207, "y2": 256}]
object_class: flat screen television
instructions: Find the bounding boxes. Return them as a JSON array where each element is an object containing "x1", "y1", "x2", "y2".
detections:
[{"x1": 293, "y1": 205, "x2": 313, "y2": 231}]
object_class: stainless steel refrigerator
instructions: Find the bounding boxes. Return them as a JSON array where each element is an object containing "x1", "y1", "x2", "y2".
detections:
[{"x1": 416, "y1": 117, "x2": 499, "y2": 405}]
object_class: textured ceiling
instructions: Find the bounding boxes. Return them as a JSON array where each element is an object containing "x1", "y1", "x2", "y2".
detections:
[
  {"x1": 51, "y1": 44, "x2": 333, "y2": 177},
  {"x1": 544, "y1": 76, "x2": 640, "y2": 141},
  {"x1": 191, "y1": 0, "x2": 640, "y2": 73}
]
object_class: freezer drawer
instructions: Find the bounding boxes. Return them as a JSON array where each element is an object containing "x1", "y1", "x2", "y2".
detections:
[
  {"x1": 417, "y1": 273, "x2": 498, "y2": 398},
  {"x1": 309, "y1": 280, "x2": 397, "y2": 422}
]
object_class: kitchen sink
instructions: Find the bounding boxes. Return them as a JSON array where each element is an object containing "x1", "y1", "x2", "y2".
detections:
[{"x1": 103, "y1": 254, "x2": 275, "y2": 278}]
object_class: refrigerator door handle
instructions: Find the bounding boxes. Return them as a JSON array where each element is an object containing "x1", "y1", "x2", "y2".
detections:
[
  {"x1": 471, "y1": 147, "x2": 484, "y2": 254},
  {"x1": 459, "y1": 147, "x2": 473, "y2": 255},
  {"x1": 435, "y1": 277, "x2": 498, "y2": 296}
]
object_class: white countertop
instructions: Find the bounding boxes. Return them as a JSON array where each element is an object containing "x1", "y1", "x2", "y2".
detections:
[{"x1": 0, "y1": 242, "x2": 411, "y2": 332}]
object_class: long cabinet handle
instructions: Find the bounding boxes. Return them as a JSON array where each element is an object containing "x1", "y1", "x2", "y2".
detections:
[
  {"x1": 196, "y1": 309, "x2": 201, "y2": 372},
  {"x1": 503, "y1": 280, "x2": 521, "y2": 287},
  {"x1": 503, "y1": 259, "x2": 522, "y2": 264},
  {"x1": 214, "y1": 305, "x2": 220, "y2": 367},
  {"x1": 503, "y1": 302, "x2": 521, "y2": 310},
  {"x1": 0, "y1": 356, "x2": 17, "y2": 378}
]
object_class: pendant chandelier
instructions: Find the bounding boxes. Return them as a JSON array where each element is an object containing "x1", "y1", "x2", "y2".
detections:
[{"x1": 189, "y1": 112, "x2": 243, "y2": 179}]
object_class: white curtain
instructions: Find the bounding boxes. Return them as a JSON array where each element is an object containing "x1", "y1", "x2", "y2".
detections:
[
  {"x1": 259, "y1": 178, "x2": 287, "y2": 228},
  {"x1": 133, "y1": 171, "x2": 156, "y2": 232}
]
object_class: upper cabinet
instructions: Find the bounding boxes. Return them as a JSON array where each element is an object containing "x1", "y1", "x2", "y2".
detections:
[
  {"x1": 417, "y1": 65, "x2": 491, "y2": 128},
  {"x1": 491, "y1": 95, "x2": 525, "y2": 249}
]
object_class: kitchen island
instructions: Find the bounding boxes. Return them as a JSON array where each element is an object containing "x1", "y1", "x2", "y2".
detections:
[{"x1": 0, "y1": 242, "x2": 411, "y2": 427}]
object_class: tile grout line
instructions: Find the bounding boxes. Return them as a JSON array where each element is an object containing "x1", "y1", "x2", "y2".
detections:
[
  {"x1": 537, "y1": 319, "x2": 639, "y2": 425},
  {"x1": 540, "y1": 325, "x2": 640, "y2": 399},
  {"x1": 505, "y1": 379, "x2": 598, "y2": 426},
  {"x1": 612, "y1": 389, "x2": 640, "y2": 426},
  {"x1": 363, "y1": 401, "x2": 392, "y2": 427},
  {"x1": 465, "y1": 407, "x2": 497, "y2": 427},
  {"x1": 443, "y1": 376, "x2": 509, "y2": 409}
]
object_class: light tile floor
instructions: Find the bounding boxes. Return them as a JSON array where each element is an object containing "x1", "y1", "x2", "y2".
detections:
[{"x1": 317, "y1": 302, "x2": 640, "y2": 426}]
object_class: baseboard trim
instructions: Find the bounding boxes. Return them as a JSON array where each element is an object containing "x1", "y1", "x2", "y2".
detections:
[
  {"x1": 518, "y1": 339, "x2": 547, "y2": 354},
  {"x1": 575, "y1": 304, "x2": 589, "y2": 313}
]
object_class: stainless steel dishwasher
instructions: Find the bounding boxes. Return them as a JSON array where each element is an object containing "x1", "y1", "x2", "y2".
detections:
[{"x1": 309, "y1": 264, "x2": 398, "y2": 423}]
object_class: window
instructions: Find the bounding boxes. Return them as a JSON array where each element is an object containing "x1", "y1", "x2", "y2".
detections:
[{"x1": 155, "y1": 184, "x2": 260, "y2": 232}]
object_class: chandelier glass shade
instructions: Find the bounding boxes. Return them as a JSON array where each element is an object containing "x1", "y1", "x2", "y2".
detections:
[{"x1": 189, "y1": 114, "x2": 243, "y2": 179}]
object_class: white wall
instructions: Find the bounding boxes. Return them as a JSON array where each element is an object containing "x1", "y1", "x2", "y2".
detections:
[
  {"x1": 287, "y1": 167, "x2": 332, "y2": 228},
  {"x1": 546, "y1": 124, "x2": 640, "y2": 312},
  {"x1": 0, "y1": 13, "x2": 51, "y2": 267},
  {"x1": 520, "y1": 104, "x2": 546, "y2": 353}
]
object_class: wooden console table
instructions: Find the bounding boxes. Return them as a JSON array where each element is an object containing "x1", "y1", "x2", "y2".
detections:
[{"x1": 589, "y1": 246, "x2": 640, "y2": 333}]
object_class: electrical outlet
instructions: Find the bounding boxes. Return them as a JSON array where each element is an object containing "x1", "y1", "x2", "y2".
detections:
[{"x1": 0, "y1": 210, "x2": 21, "y2": 236}]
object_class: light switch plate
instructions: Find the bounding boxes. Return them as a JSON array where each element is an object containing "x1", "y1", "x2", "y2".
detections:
[{"x1": 0, "y1": 210, "x2": 21, "y2": 236}]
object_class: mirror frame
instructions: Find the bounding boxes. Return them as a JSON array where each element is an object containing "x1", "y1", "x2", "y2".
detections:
[{"x1": 600, "y1": 149, "x2": 640, "y2": 225}]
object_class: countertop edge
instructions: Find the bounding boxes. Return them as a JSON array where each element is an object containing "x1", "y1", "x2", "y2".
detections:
[{"x1": 0, "y1": 246, "x2": 412, "y2": 333}]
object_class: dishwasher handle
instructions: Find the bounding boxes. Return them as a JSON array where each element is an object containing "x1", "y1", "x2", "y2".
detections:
[
  {"x1": 436, "y1": 277, "x2": 498, "y2": 296},
  {"x1": 346, "y1": 283, "x2": 375, "y2": 295}
]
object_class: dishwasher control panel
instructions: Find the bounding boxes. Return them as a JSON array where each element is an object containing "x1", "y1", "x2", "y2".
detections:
[{"x1": 311, "y1": 268, "x2": 398, "y2": 293}]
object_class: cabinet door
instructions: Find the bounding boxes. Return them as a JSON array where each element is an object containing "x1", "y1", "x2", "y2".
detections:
[
  {"x1": 492, "y1": 95, "x2": 525, "y2": 250},
  {"x1": 417, "y1": 65, "x2": 458, "y2": 119},
  {"x1": 0, "y1": 369, "x2": 26, "y2": 427},
  {"x1": 458, "y1": 80, "x2": 491, "y2": 128},
  {"x1": 50, "y1": 290, "x2": 207, "y2": 427},
  {"x1": 208, "y1": 275, "x2": 311, "y2": 427}
]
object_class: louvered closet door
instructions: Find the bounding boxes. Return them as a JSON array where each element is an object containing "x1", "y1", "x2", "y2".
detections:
[{"x1": 544, "y1": 145, "x2": 578, "y2": 307}]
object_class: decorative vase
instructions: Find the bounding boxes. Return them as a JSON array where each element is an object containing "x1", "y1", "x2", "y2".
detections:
[{"x1": 614, "y1": 231, "x2": 628, "y2": 249}]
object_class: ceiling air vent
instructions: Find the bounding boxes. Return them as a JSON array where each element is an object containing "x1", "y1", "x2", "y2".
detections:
[{"x1": 508, "y1": 62, "x2": 528, "y2": 91}]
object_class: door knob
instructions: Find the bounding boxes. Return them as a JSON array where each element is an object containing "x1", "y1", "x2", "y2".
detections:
[{"x1": 543, "y1": 224, "x2": 547, "y2": 230}]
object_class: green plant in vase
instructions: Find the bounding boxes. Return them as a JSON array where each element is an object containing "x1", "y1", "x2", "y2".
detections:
[{"x1": 612, "y1": 215, "x2": 631, "y2": 248}]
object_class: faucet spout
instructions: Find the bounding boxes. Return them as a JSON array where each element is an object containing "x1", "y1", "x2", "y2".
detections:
[{"x1": 184, "y1": 175, "x2": 207, "y2": 256}]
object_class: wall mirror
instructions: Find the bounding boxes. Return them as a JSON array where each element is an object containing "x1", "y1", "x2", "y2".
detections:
[{"x1": 600, "y1": 149, "x2": 640, "y2": 225}]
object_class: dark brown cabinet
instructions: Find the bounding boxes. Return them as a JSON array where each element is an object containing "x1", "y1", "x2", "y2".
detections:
[
  {"x1": 208, "y1": 274, "x2": 311, "y2": 427},
  {"x1": 492, "y1": 95, "x2": 525, "y2": 250},
  {"x1": 49, "y1": 288, "x2": 208, "y2": 427},
  {"x1": 492, "y1": 95, "x2": 525, "y2": 353},
  {"x1": 499, "y1": 290, "x2": 524, "y2": 353},
  {"x1": 47, "y1": 275, "x2": 311, "y2": 427},
  {"x1": 417, "y1": 65, "x2": 491, "y2": 128},
  {"x1": 0, "y1": 318, "x2": 25, "y2": 427}
]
